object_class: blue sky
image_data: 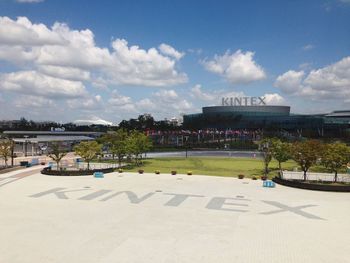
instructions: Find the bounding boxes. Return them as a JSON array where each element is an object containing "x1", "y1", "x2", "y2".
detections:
[{"x1": 0, "y1": 0, "x2": 349, "y2": 124}]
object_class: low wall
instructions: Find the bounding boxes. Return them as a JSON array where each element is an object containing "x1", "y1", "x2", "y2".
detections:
[
  {"x1": 41, "y1": 167, "x2": 115, "y2": 176},
  {"x1": 273, "y1": 177, "x2": 350, "y2": 192}
]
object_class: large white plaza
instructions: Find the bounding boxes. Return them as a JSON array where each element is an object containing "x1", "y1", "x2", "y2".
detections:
[{"x1": 0, "y1": 167, "x2": 349, "y2": 263}]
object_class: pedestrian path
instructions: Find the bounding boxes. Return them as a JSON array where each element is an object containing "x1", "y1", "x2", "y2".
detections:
[{"x1": 0, "y1": 165, "x2": 43, "y2": 188}]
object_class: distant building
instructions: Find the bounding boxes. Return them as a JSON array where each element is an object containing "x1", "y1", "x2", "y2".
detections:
[
  {"x1": 183, "y1": 100, "x2": 350, "y2": 138},
  {"x1": 3, "y1": 130, "x2": 103, "y2": 157},
  {"x1": 167, "y1": 117, "x2": 181, "y2": 126}
]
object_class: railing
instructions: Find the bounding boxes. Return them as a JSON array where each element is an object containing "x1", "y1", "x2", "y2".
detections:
[
  {"x1": 281, "y1": 171, "x2": 350, "y2": 183},
  {"x1": 49, "y1": 162, "x2": 119, "y2": 171},
  {"x1": 273, "y1": 176, "x2": 350, "y2": 192}
]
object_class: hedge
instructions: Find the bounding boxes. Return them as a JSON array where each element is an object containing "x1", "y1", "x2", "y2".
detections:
[{"x1": 41, "y1": 167, "x2": 115, "y2": 176}]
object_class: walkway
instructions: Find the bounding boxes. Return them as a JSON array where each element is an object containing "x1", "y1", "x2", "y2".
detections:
[{"x1": 0, "y1": 170, "x2": 349, "y2": 262}]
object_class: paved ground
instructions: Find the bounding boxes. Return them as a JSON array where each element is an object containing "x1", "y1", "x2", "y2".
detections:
[{"x1": 0, "y1": 168, "x2": 349, "y2": 263}]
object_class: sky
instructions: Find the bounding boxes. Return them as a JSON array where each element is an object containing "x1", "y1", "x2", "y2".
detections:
[{"x1": 0, "y1": 0, "x2": 349, "y2": 125}]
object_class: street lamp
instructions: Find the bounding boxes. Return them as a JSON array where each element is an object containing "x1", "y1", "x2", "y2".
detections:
[
  {"x1": 184, "y1": 135, "x2": 189, "y2": 158},
  {"x1": 24, "y1": 136, "x2": 29, "y2": 157}
]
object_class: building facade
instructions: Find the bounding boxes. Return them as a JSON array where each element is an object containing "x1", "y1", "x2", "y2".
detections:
[{"x1": 183, "y1": 105, "x2": 350, "y2": 138}]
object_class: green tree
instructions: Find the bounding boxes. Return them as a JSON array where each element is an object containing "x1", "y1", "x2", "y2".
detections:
[
  {"x1": 260, "y1": 140, "x2": 272, "y2": 177},
  {"x1": 322, "y1": 142, "x2": 350, "y2": 182},
  {"x1": 100, "y1": 129, "x2": 129, "y2": 167},
  {"x1": 0, "y1": 139, "x2": 13, "y2": 167},
  {"x1": 270, "y1": 139, "x2": 291, "y2": 172},
  {"x1": 48, "y1": 143, "x2": 67, "y2": 170},
  {"x1": 74, "y1": 141, "x2": 102, "y2": 170},
  {"x1": 290, "y1": 140, "x2": 323, "y2": 181},
  {"x1": 127, "y1": 131, "x2": 152, "y2": 166}
]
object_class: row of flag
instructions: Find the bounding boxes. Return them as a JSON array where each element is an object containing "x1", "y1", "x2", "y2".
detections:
[{"x1": 145, "y1": 129, "x2": 262, "y2": 136}]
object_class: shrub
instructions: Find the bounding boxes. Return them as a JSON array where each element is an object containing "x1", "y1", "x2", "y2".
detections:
[
  {"x1": 261, "y1": 175, "x2": 267, "y2": 181},
  {"x1": 171, "y1": 170, "x2": 177, "y2": 175},
  {"x1": 187, "y1": 171, "x2": 192, "y2": 175},
  {"x1": 155, "y1": 170, "x2": 160, "y2": 174},
  {"x1": 138, "y1": 169, "x2": 144, "y2": 174},
  {"x1": 252, "y1": 176, "x2": 257, "y2": 180},
  {"x1": 118, "y1": 168, "x2": 123, "y2": 173},
  {"x1": 41, "y1": 167, "x2": 114, "y2": 176},
  {"x1": 238, "y1": 174, "x2": 244, "y2": 179}
]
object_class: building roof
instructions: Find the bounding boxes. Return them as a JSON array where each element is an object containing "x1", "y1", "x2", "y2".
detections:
[
  {"x1": 325, "y1": 111, "x2": 350, "y2": 118},
  {"x1": 3, "y1": 130, "x2": 103, "y2": 136},
  {"x1": 13, "y1": 136, "x2": 94, "y2": 143}
]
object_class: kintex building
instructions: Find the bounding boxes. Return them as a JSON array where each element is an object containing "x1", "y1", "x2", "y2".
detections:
[{"x1": 183, "y1": 96, "x2": 350, "y2": 138}]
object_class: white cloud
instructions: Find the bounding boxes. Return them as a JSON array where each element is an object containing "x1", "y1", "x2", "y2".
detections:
[
  {"x1": 74, "y1": 117, "x2": 113, "y2": 126},
  {"x1": 0, "y1": 71, "x2": 86, "y2": 99},
  {"x1": 0, "y1": 16, "x2": 190, "y2": 122},
  {"x1": 107, "y1": 39, "x2": 187, "y2": 86},
  {"x1": 14, "y1": 95, "x2": 55, "y2": 108},
  {"x1": 190, "y1": 84, "x2": 215, "y2": 101},
  {"x1": 299, "y1": 62, "x2": 312, "y2": 70},
  {"x1": 154, "y1": 89, "x2": 179, "y2": 100},
  {"x1": 0, "y1": 16, "x2": 187, "y2": 90},
  {"x1": 302, "y1": 44, "x2": 314, "y2": 51},
  {"x1": 202, "y1": 49, "x2": 266, "y2": 85},
  {"x1": 189, "y1": 83, "x2": 286, "y2": 107},
  {"x1": 137, "y1": 89, "x2": 194, "y2": 116},
  {"x1": 274, "y1": 56, "x2": 350, "y2": 100},
  {"x1": 36, "y1": 23, "x2": 110, "y2": 68},
  {"x1": 0, "y1": 17, "x2": 64, "y2": 46},
  {"x1": 159, "y1": 43, "x2": 184, "y2": 60},
  {"x1": 95, "y1": 95, "x2": 102, "y2": 102},
  {"x1": 263, "y1": 93, "x2": 286, "y2": 105},
  {"x1": 190, "y1": 84, "x2": 245, "y2": 106},
  {"x1": 274, "y1": 70, "x2": 305, "y2": 94},
  {"x1": 138, "y1": 98, "x2": 157, "y2": 110},
  {"x1": 108, "y1": 90, "x2": 133, "y2": 106},
  {"x1": 67, "y1": 95, "x2": 104, "y2": 111},
  {"x1": 221, "y1": 90, "x2": 246, "y2": 99},
  {"x1": 37, "y1": 65, "x2": 91, "y2": 81},
  {"x1": 0, "y1": 45, "x2": 39, "y2": 64}
]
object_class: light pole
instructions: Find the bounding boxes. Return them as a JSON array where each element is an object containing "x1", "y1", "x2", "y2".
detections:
[
  {"x1": 11, "y1": 139, "x2": 14, "y2": 167},
  {"x1": 184, "y1": 135, "x2": 189, "y2": 158}
]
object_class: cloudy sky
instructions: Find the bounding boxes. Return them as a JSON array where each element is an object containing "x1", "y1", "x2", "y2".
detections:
[{"x1": 0, "y1": 0, "x2": 349, "y2": 125}]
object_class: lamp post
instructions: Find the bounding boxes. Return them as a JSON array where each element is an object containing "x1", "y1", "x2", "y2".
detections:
[
  {"x1": 10, "y1": 139, "x2": 14, "y2": 167},
  {"x1": 184, "y1": 135, "x2": 189, "y2": 158},
  {"x1": 23, "y1": 135, "x2": 30, "y2": 157}
]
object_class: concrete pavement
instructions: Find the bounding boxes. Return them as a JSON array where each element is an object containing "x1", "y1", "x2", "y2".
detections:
[{"x1": 0, "y1": 169, "x2": 349, "y2": 263}]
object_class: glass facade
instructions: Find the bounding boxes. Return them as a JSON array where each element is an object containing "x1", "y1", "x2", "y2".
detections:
[{"x1": 183, "y1": 107, "x2": 350, "y2": 137}]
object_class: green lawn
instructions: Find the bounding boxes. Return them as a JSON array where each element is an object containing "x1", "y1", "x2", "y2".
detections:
[
  {"x1": 97, "y1": 156, "x2": 343, "y2": 178},
  {"x1": 123, "y1": 157, "x2": 299, "y2": 178}
]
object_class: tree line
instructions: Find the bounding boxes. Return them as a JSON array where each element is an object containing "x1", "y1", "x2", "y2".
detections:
[
  {"x1": 0, "y1": 114, "x2": 179, "y2": 133},
  {"x1": 2, "y1": 134, "x2": 350, "y2": 182},
  {"x1": 0, "y1": 117, "x2": 109, "y2": 132},
  {"x1": 261, "y1": 139, "x2": 350, "y2": 182},
  {"x1": 0, "y1": 139, "x2": 14, "y2": 167},
  {"x1": 48, "y1": 130, "x2": 152, "y2": 170}
]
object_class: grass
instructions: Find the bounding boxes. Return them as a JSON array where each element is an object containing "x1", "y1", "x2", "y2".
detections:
[
  {"x1": 98, "y1": 156, "x2": 346, "y2": 179},
  {"x1": 122, "y1": 157, "x2": 298, "y2": 178}
]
